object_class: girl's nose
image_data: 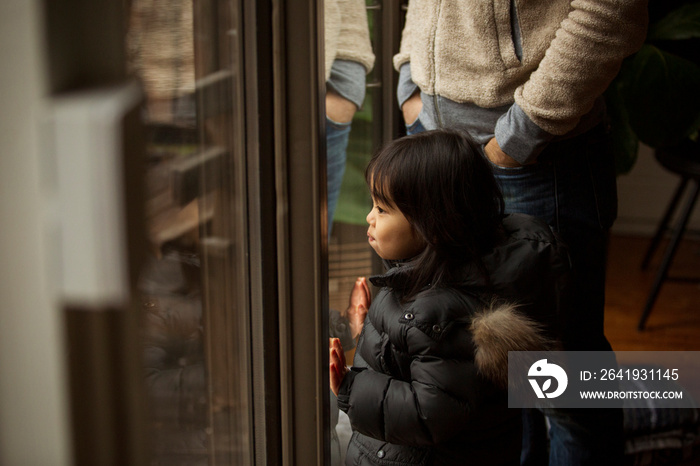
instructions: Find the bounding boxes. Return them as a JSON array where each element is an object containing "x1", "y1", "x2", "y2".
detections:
[{"x1": 366, "y1": 209, "x2": 373, "y2": 225}]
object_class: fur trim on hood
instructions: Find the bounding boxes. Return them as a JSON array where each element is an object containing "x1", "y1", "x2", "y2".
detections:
[{"x1": 470, "y1": 303, "x2": 554, "y2": 391}]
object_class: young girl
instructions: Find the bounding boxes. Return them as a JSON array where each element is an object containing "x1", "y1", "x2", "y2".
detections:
[{"x1": 329, "y1": 129, "x2": 568, "y2": 465}]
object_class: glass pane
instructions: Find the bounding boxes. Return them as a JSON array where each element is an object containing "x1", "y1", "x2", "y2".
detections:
[
  {"x1": 326, "y1": 1, "x2": 379, "y2": 464},
  {"x1": 329, "y1": 0, "x2": 378, "y2": 307},
  {"x1": 328, "y1": 0, "x2": 380, "y2": 309},
  {"x1": 126, "y1": 0, "x2": 252, "y2": 463}
]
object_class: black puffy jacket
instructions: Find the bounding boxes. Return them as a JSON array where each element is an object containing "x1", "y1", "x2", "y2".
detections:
[{"x1": 337, "y1": 214, "x2": 569, "y2": 466}]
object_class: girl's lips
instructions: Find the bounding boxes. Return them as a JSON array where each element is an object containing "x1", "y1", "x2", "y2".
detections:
[{"x1": 367, "y1": 232, "x2": 375, "y2": 242}]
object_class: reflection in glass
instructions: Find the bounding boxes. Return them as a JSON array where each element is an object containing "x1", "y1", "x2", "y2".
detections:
[
  {"x1": 325, "y1": 1, "x2": 378, "y2": 465},
  {"x1": 327, "y1": 0, "x2": 377, "y2": 318},
  {"x1": 126, "y1": 0, "x2": 251, "y2": 463}
]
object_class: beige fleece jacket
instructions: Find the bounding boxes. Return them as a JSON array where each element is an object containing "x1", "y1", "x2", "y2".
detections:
[
  {"x1": 394, "y1": 0, "x2": 648, "y2": 135},
  {"x1": 324, "y1": 0, "x2": 375, "y2": 80}
]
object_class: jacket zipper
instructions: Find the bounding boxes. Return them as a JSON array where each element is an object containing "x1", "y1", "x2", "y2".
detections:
[
  {"x1": 434, "y1": 94, "x2": 443, "y2": 128},
  {"x1": 510, "y1": 0, "x2": 523, "y2": 62},
  {"x1": 432, "y1": 0, "x2": 443, "y2": 127}
]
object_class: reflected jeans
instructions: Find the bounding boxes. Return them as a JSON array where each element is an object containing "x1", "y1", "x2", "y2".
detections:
[{"x1": 326, "y1": 116, "x2": 352, "y2": 234}]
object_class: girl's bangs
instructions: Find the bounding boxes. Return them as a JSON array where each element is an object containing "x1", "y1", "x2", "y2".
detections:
[{"x1": 366, "y1": 160, "x2": 394, "y2": 207}]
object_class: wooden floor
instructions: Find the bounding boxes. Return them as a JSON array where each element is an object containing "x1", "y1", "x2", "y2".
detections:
[
  {"x1": 605, "y1": 234, "x2": 700, "y2": 351},
  {"x1": 605, "y1": 234, "x2": 700, "y2": 465}
]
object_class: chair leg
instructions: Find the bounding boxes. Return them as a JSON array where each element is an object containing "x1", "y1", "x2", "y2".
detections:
[
  {"x1": 638, "y1": 179, "x2": 700, "y2": 330},
  {"x1": 641, "y1": 177, "x2": 689, "y2": 270}
]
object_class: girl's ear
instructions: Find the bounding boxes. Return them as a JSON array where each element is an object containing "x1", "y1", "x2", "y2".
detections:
[
  {"x1": 411, "y1": 225, "x2": 429, "y2": 247},
  {"x1": 408, "y1": 222, "x2": 431, "y2": 246}
]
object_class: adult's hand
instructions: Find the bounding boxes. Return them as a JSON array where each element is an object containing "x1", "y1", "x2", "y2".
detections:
[
  {"x1": 326, "y1": 89, "x2": 357, "y2": 123},
  {"x1": 401, "y1": 92, "x2": 423, "y2": 126},
  {"x1": 484, "y1": 137, "x2": 521, "y2": 168}
]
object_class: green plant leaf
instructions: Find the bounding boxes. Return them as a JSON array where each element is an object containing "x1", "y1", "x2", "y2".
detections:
[
  {"x1": 335, "y1": 118, "x2": 373, "y2": 225},
  {"x1": 648, "y1": 2, "x2": 700, "y2": 41},
  {"x1": 621, "y1": 44, "x2": 700, "y2": 147},
  {"x1": 335, "y1": 160, "x2": 372, "y2": 225}
]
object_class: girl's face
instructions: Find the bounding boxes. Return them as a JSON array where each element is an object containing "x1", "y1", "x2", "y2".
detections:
[{"x1": 366, "y1": 197, "x2": 425, "y2": 260}]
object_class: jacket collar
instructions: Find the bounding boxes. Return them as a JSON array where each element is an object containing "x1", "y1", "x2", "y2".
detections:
[{"x1": 369, "y1": 258, "x2": 412, "y2": 289}]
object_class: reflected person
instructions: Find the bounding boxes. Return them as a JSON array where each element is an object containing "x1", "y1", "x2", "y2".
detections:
[
  {"x1": 324, "y1": 0, "x2": 375, "y2": 234},
  {"x1": 324, "y1": 3, "x2": 374, "y2": 463}
]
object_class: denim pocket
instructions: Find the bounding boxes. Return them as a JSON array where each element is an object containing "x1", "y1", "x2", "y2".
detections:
[
  {"x1": 488, "y1": 156, "x2": 558, "y2": 227},
  {"x1": 487, "y1": 160, "x2": 532, "y2": 174},
  {"x1": 405, "y1": 117, "x2": 426, "y2": 135},
  {"x1": 482, "y1": 149, "x2": 537, "y2": 175},
  {"x1": 326, "y1": 116, "x2": 352, "y2": 131}
]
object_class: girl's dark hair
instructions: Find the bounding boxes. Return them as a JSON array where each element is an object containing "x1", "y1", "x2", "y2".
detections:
[{"x1": 365, "y1": 129, "x2": 505, "y2": 300}]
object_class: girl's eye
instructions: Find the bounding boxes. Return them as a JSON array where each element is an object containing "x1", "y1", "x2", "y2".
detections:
[{"x1": 375, "y1": 205, "x2": 386, "y2": 214}]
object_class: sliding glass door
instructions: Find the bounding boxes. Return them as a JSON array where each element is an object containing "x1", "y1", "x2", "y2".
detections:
[
  {"x1": 127, "y1": 0, "x2": 334, "y2": 463},
  {"x1": 128, "y1": 0, "x2": 254, "y2": 463},
  {"x1": 1, "y1": 1, "x2": 404, "y2": 464}
]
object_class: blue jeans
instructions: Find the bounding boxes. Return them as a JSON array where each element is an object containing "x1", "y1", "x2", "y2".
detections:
[
  {"x1": 541, "y1": 408, "x2": 624, "y2": 466},
  {"x1": 490, "y1": 125, "x2": 623, "y2": 466},
  {"x1": 405, "y1": 116, "x2": 427, "y2": 136},
  {"x1": 326, "y1": 117, "x2": 352, "y2": 235},
  {"x1": 488, "y1": 124, "x2": 617, "y2": 350}
]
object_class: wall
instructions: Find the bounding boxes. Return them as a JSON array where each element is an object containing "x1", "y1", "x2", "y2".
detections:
[
  {"x1": 614, "y1": 144, "x2": 700, "y2": 236},
  {"x1": 0, "y1": 1, "x2": 72, "y2": 464}
]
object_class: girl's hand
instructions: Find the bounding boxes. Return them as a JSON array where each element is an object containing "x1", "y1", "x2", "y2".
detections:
[
  {"x1": 345, "y1": 277, "x2": 371, "y2": 340},
  {"x1": 330, "y1": 338, "x2": 349, "y2": 396}
]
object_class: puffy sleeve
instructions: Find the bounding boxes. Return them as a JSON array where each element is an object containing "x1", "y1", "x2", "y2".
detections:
[
  {"x1": 392, "y1": 0, "x2": 421, "y2": 71},
  {"x1": 337, "y1": 299, "x2": 483, "y2": 446}
]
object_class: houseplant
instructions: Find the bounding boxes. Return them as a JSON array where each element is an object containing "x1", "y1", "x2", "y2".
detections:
[{"x1": 605, "y1": 0, "x2": 700, "y2": 174}]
